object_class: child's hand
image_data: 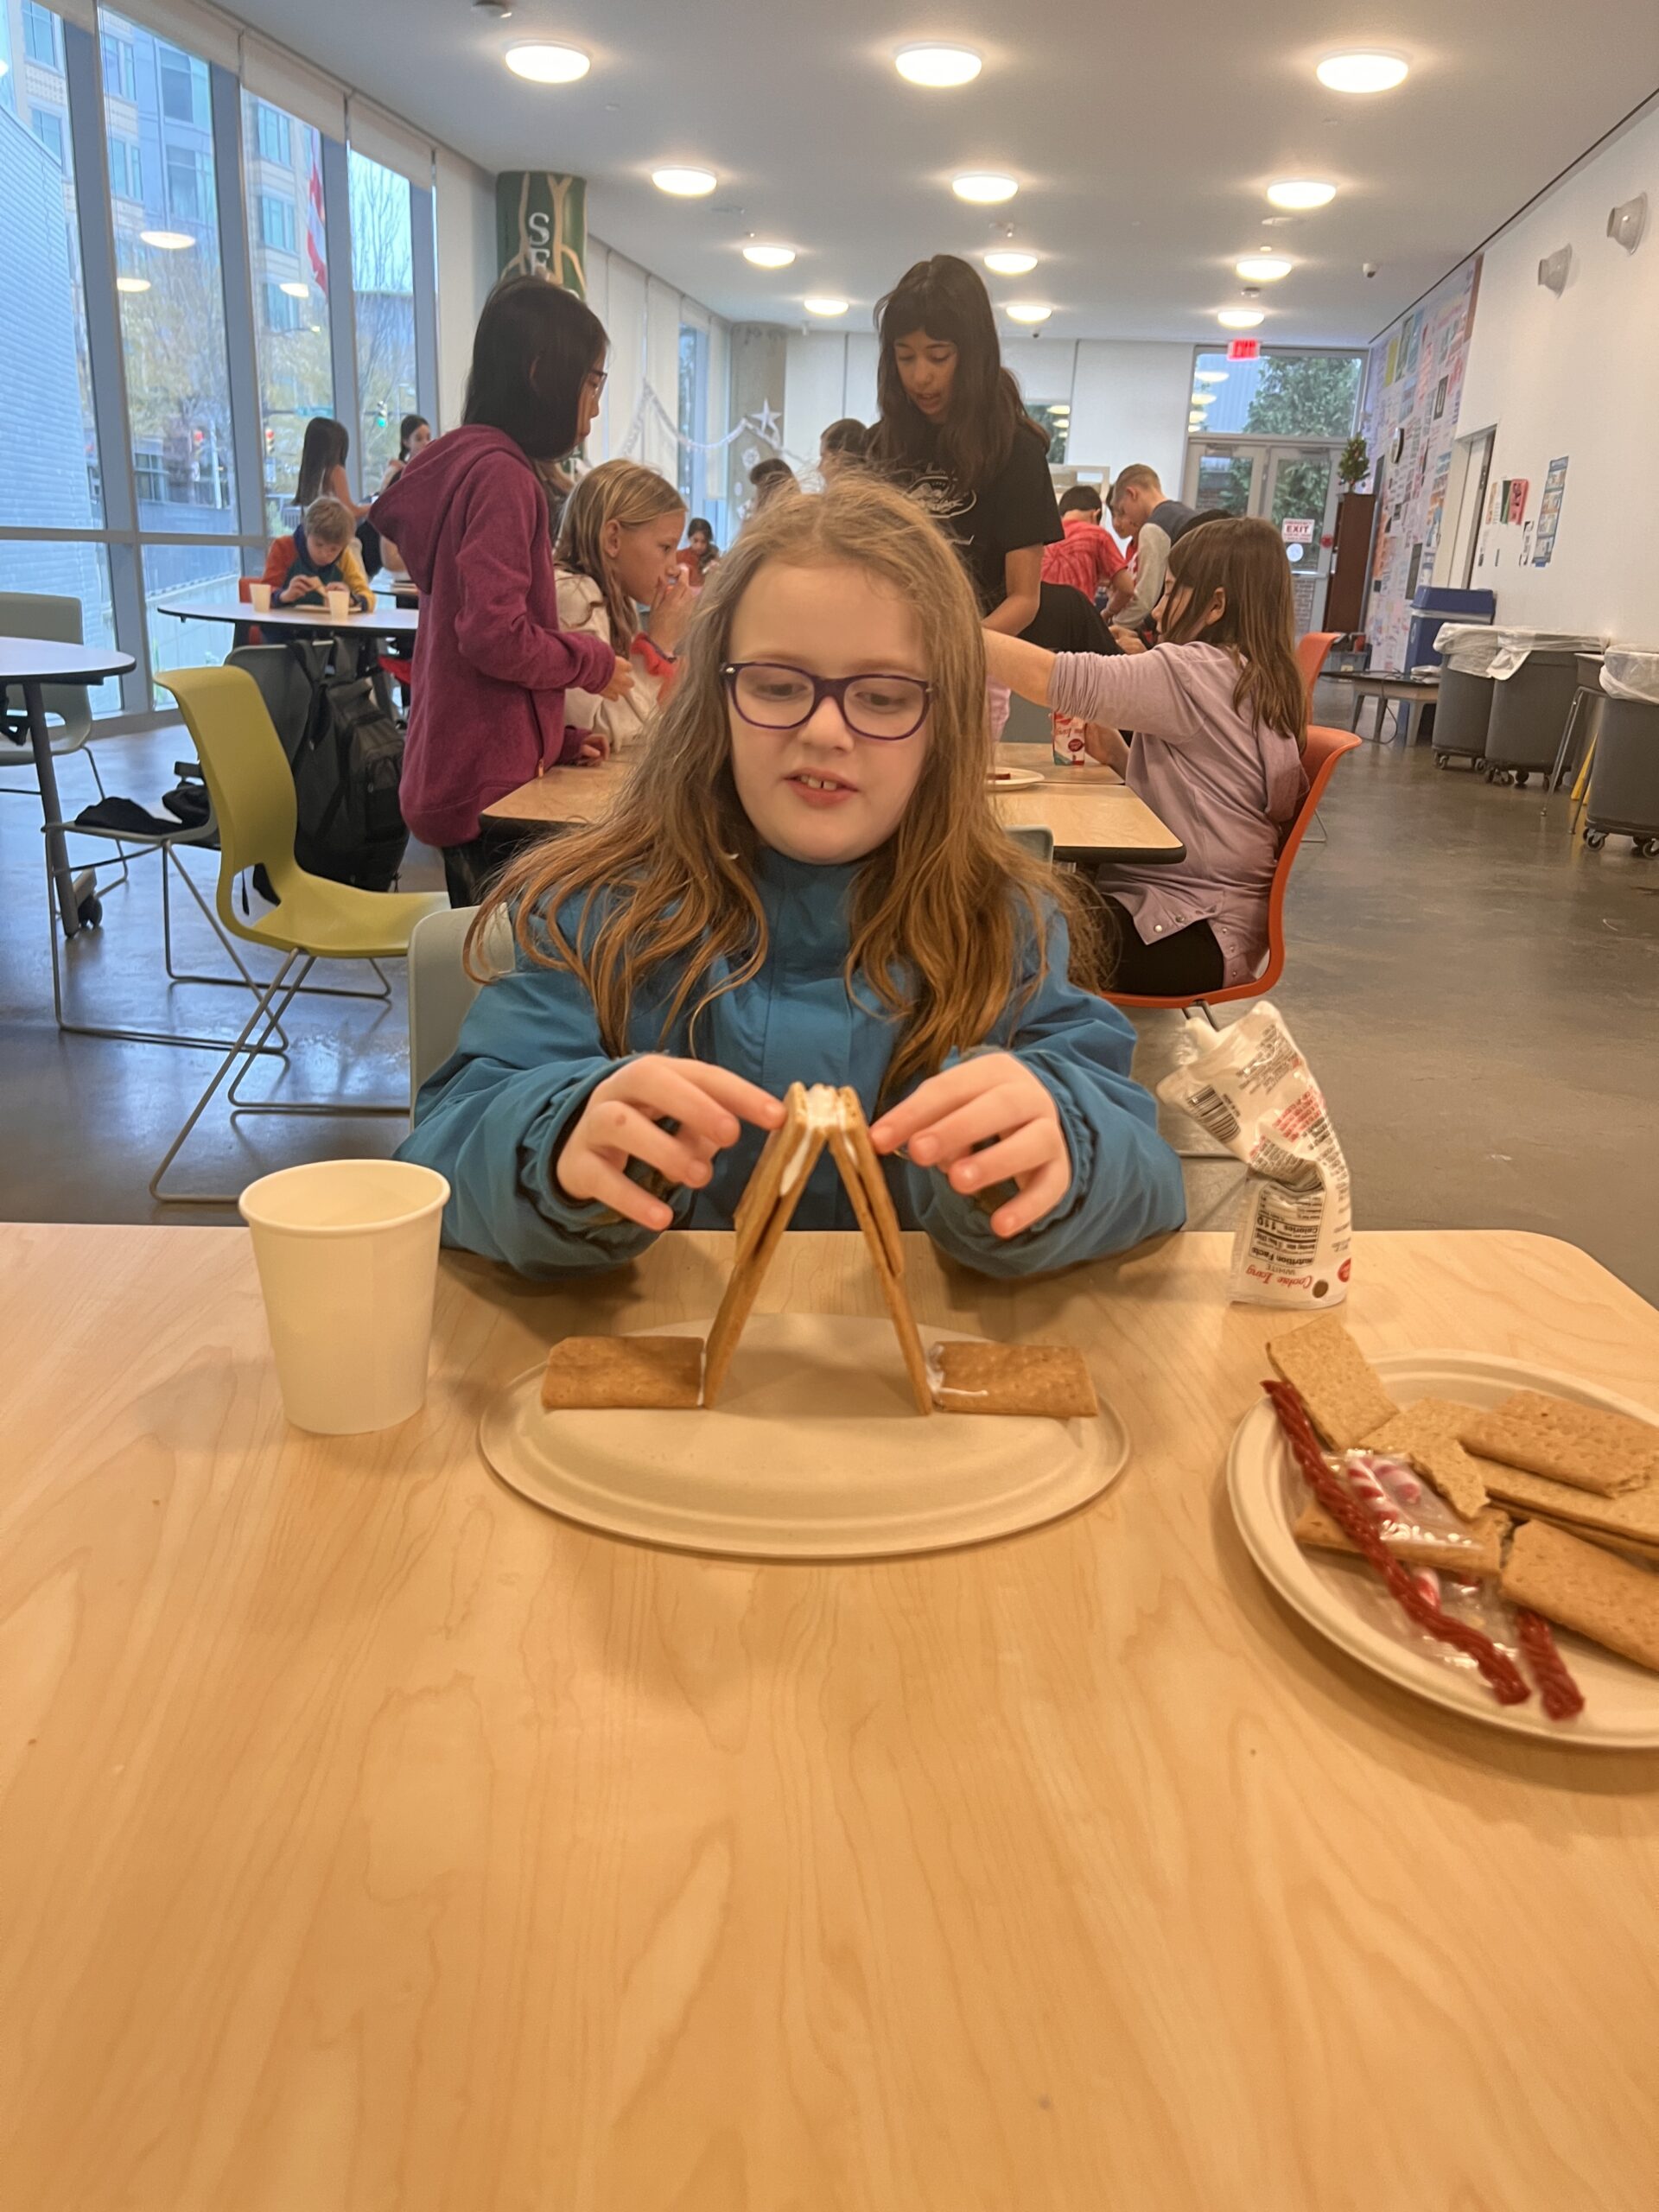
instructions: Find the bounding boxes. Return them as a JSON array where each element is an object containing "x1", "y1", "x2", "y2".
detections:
[
  {"x1": 573, "y1": 728, "x2": 609, "y2": 764},
  {"x1": 556, "y1": 1056, "x2": 785, "y2": 1230},
  {"x1": 600, "y1": 662, "x2": 634, "y2": 703},
  {"x1": 869, "y1": 1054, "x2": 1071, "y2": 1238},
  {"x1": 279, "y1": 578, "x2": 316, "y2": 604},
  {"x1": 647, "y1": 573, "x2": 695, "y2": 653}
]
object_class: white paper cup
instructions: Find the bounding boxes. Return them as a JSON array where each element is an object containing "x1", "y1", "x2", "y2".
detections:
[
  {"x1": 248, "y1": 582, "x2": 273, "y2": 613},
  {"x1": 324, "y1": 584, "x2": 351, "y2": 620},
  {"x1": 239, "y1": 1160, "x2": 450, "y2": 1434}
]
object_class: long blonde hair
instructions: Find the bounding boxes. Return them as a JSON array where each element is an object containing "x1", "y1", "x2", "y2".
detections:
[
  {"x1": 479, "y1": 475, "x2": 1096, "y2": 1096},
  {"x1": 555, "y1": 459, "x2": 685, "y2": 646}
]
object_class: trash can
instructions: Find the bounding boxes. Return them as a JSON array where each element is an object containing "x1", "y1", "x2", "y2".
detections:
[
  {"x1": 1585, "y1": 648, "x2": 1659, "y2": 855},
  {"x1": 1481, "y1": 631, "x2": 1606, "y2": 786},
  {"x1": 1431, "y1": 625, "x2": 1506, "y2": 768}
]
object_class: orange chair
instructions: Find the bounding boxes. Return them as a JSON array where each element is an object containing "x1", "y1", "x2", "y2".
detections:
[
  {"x1": 1104, "y1": 722, "x2": 1361, "y2": 1014},
  {"x1": 1295, "y1": 630, "x2": 1340, "y2": 704}
]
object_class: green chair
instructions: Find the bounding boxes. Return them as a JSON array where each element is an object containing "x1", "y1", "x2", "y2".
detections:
[{"x1": 153, "y1": 664, "x2": 447, "y2": 1204}]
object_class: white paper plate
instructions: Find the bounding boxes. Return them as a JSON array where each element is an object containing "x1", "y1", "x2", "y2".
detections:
[
  {"x1": 480, "y1": 1313, "x2": 1128, "y2": 1560},
  {"x1": 1228, "y1": 1351, "x2": 1659, "y2": 1747},
  {"x1": 988, "y1": 766, "x2": 1046, "y2": 790}
]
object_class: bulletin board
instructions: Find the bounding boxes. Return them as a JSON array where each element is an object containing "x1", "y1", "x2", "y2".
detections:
[{"x1": 1358, "y1": 256, "x2": 1482, "y2": 670}]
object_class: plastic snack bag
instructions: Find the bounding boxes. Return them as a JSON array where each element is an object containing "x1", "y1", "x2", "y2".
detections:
[{"x1": 1156, "y1": 1001, "x2": 1351, "y2": 1308}]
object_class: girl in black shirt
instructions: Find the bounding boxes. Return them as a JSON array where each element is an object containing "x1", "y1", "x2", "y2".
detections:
[{"x1": 868, "y1": 254, "x2": 1061, "y2": 639}]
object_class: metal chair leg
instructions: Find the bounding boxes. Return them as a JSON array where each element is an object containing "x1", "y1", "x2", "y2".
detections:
[
  {"x1": 158, "y1": 852, "x2": 293, "y2": 1046},
  {"x1": 150, "y1": 952, "x2": 309, "y2": 1204}
]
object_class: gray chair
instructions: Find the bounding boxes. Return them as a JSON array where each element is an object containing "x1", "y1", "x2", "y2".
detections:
[
  {"x1": 1004, "y1": 823, "x2": 1055, "y2": 862},
  {"x1": 406, "y1": 904, "x2": 515, "y2": 1109},
  {"x1": 0, "y1": 590, "x2": 101, "y2": 788}
]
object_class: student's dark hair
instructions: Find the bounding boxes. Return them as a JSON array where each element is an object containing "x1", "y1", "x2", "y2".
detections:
[
  {"x1": 1162, "y1": 516, "x2": 1308, "y2": 752},
  {"x1": 821, "y1": 416, "x2": 868, "y2": 461},
  {"x1": 687, "y1": 516, "x2": 717, "y2": 550},
  {"x1": 398, "y1": 412, "x2": 429, "y2": 459},
  {"x1": 868, "y1": 254, "x2": 1047, "y2": 492},
  {"x1": 1059, "y1": 484, "x2": 1103, "y2": 517},
  {"x1": 749, "y1": 458, "x2": 795, "y2": 489},
  {"x1": 296, "y1": 416, "x2": 348, "y2": 504},
  {"x1": 463, "y1": 275, "x2": 607, "y2": 461}
]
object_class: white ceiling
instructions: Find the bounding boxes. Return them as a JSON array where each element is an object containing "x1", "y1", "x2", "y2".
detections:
[{"x1": 217, "y1": 0, "x2": 1659, "y2": 344}]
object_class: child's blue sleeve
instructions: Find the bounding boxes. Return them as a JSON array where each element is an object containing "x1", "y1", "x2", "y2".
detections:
[
  {"x1": 893, "y1": 910, "x2": 1185, "y2": 1276},
  {"x1": 396, "y1": 931, "x2": 691, "y2": 1278}
]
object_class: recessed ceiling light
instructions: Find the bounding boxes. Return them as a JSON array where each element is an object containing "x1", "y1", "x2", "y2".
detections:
[
  {"x1": 1268, "y1": 178, "x2": 1337, "y2": 210},
  {"x1": 953, "y1": 173, "x2": 1018, "y2": 204},
  {"x1": 1005, "y1": 302, "x2": 1052, "y2": 323},
  {"x1": 983, "y1": 249, "x2": 1038, "y2": 275},
  {"x1": 1195, "y1": 369, "x2": 1228, "y2": 383},
  {"x1": 1217, "y1": 307, "x2": 1265, "y2": 328},
  {"x1": 652, "y1": 166, "x2": 717, "y2": 197},
  {"x1": 804, "y1": 296, "x2": 849, "y2": 316},
  {"x1": 1316, "y1": 51, "x2": 1408, "y2": 93},
  {"x1": 279, "y1": 280, "x2": 309, "y2": 298},
  {"x1": 1235, "y1": 254, "x2": 1293, "y2": 282},
  {"x1": 743, "y1": 244, "x2": 796, "y2": 268},
  {"x1": 895, "y1": 44, "x2": 982, "y2": 87},
  {"x1": 116, "y1": 275, "x2": 149, "y2": 293},
  {"x1": 1191, "y1": 390, "x2": 1216, "y2": 404},
  {"x1": 141, "y1": 229, "x2": 194, "y2": 250},
  {"x1": 505, "y1": 42, "x2": 590, "y2": 84}
]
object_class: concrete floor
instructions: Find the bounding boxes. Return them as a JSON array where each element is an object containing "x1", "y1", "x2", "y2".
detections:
[{"x1": 3, "y1": 707, "x2": 1656, "y2": 1298}]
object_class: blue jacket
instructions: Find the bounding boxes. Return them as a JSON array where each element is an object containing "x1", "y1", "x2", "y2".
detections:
[{"x1": 398, "y1": 850, "x2": 1185, "y2": 1279}]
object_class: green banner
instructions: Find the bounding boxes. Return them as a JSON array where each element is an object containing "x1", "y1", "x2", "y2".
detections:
[{"x1": 497, "y1": 172, "x2": 588, "y2": 296}]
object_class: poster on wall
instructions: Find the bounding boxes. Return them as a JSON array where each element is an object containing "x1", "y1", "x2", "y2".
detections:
[
  {"x1": 1534, "y1": 455, "x2": 1568, "y2": 566},
  {"x1": 1359, "y1": 255, "x2": 1482, "y2": 669}
]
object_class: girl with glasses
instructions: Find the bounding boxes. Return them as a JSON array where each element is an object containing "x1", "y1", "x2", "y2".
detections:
[{"x1": 400, "y1": 475, "x2": 1183, "y2": 1279}]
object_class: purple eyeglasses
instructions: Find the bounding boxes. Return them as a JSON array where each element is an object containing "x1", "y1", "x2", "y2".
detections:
[{"x1": 721, "y1": 660, "x2": 932, "y2": 741}]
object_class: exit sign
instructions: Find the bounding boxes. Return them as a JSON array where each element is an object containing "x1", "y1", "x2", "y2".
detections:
[{"x1": 1227, "y1": 338, "x2": 1260, "y2": 361}]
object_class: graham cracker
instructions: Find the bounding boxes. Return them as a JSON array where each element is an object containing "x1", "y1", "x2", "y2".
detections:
[
  {"x1": 1267, "y1": 1314, "x2": 1399, "y2": 1450},
  {"x1": 1294, "y1": 1498, "x2": 1510, "y2": 1579},
  {"x1": 1500, "y1": 1518, "x2": 1659, "y2": 1675},
  {"x1": 704, "y1": 1094, "x2": 825, "y2": 1408},
  {"x1": 931, "y1": 1340, "x2": 1099, "y2": 1421},
  {"x1": 1475, "y1": 1461, "x2": 1659, "y2": 1545},
  {"x1": 542, "y1": 1335, "x2": 703, "y2": 1411},
  {"x1": 733, "y1": 1082, "x2": 817, "y2": 1268},
  {"x1": 829, "y1": 1085, "x2": 904, "y2": 1277},
  {"x1": 1459, "y1": 1390, "x2": 1659, "y2": 1496},
  {"x1": 1364, "y1": 1400, "x2": 1491, "y2": 1522}
]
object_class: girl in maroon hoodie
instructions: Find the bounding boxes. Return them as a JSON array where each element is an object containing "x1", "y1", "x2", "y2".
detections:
[{"x1": 371, "y1": 276, "x2": 632, "y2": 906}]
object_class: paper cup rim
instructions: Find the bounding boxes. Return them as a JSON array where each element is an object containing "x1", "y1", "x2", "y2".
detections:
[{"x1": 238, "y1": 1159, "x2": 450, "y2": 1236}]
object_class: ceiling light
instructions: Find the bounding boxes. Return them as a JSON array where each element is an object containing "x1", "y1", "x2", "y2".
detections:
[
  {"x1": 804, "y1": 296, "x2": 849, "y2": 316},
  {"x1": 116, "y1": 276, "x2": 149, "y2": 293},
  {"x1": 1268, "y1": 178, "x2": 1337, "y2": 210},
  {"x1": 279, "y1": 280, "x2": 309, "y2": 298},
  {"x1": 953, "y1": 173, "x2": 1017, "y2": 204},
  {"x1": 141, "y1": 229, "x2": 195, "y2": 250},
  {"x1": 895, "y1": 44, "x2": 982, "y2": 87},
  {"x1": 1317, "y1": 51, "x2": 1408, "y2": 93},
  {"x1": 505, "y1": 42, "x2": 590, "y2": 84},
  {"x1": 1217, "y1": 307, "x2": 1265, "y2": 328},
  {"x1": 652, "y1": 166, "x2": 717, "y2": 197},
  {"x1": 1195, "y1": 368, "x2": 1228, "y2": 383},
  {"x1": 1235, "y1": 254, "x2": 1293, "y2": 282},
  {"x1": 1005, "y1": 302, "x2": 1052, "y2": 323},
  {"x1": 983, "y1": 249, "x2": 1038, "y2": 275},
  {"x1": 1191, "y1": 390, "x2": 1216, "y2": 404},
  {"x1": 743, "y1": 244, "x2": 796, "y2": 268}
]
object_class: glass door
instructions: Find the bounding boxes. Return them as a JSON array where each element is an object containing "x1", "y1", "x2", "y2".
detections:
[
  {"x1": 1262, "y1": 444, "x2": 1339, "y2": 598},
  {"x1": 1189, "y1": 443, "x2": 1261, "y2": 517}
]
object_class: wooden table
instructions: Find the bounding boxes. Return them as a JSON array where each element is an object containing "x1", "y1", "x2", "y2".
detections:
[
  {"x1": 155, "y1": 596, "x2": 420, "y2": 639},
  {"x1": 3, "y1": 1222, "x2": 1656, "y2": 2209},
  {"x1": 486, "y1": 746, "x2": 1185, "y2": 862},
  {"x1": 0, "y1": 639, "x2": 136, "y2": 938},
  {"x1": 1336, "y1": 670, "x2": 1440, "y2": 745}
]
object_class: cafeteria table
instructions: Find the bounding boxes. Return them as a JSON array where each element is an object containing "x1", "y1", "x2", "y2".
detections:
[
  {"x1": 486, "y1": 744, "x2": 1185, "y2": 864},
  {"x1": 0, "y1": 638, "x2": 135, "y2": 938},
  {"x1": 1335, "y1": 669, "x2": 1440, "y2": 745},
  {"x1": 2, "y1": 1219, "x2": 1655, "y2": 2209},
  {"x1": 153, "y1": 596, "x2": 419, "y2": 641}
]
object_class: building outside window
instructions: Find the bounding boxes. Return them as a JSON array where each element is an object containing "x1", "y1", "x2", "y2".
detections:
[
  {"x1": 243, "y1": 90, "x2": 330, "y2": 533},
  {"x1": 101, "y1": 32, "x2": 134, "y2": 100},
  {"x1": 22, "y1": 0, "x2": 60, "y2": 67},
  {"x1": 348, "y1": 146, "x2": 415, "y2": 492},
  {"x1": 29, "y1": 104, "x2": 62, "y2": 163},
  {"x1": 257, "y1": 191, "x2": 294, "y2": 253},
  {"x1": 107, "y1": 132, "x2": 141, "y2": 200},
  {"x1": 251, "y1": 98, "x2": 289, "y2": 166}
]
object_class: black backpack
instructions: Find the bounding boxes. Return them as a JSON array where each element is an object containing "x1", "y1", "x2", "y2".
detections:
[{"x1": 281, "y1": 645, "x2": 408, "y2": 891}]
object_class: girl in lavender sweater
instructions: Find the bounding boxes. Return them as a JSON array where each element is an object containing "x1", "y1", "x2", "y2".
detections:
[{"x1": 984, "y1": 515, "x2": 1309, "y2": 995}]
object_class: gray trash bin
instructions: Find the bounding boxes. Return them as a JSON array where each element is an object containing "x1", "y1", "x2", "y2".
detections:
[
  {"x1": 1431, "y1": 625, "x2": 1504, "y2": 768},
  {"x1": 1585, "y1": 647, "x2": 1659, "y2": 855},
  {"x1": 1481, "y1": 630, "x2": 1606, "y2": 786}
]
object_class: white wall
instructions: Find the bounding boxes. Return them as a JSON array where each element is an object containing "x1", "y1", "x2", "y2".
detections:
[
  {"x1": 585, "y1": 235, "x2": 731, "y2": 493},
  {"x1": 778, "y1": 329, "x2": 1192, "y2": 489},
  {"x1": 433, "y1": 149, "x2": 496, "y2": 430},
  {"x1": 1455, "y1": 99, "x2": 1659, "y2": 637}
]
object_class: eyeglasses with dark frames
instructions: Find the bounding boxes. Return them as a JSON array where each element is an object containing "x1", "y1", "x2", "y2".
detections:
[{"x1": 721, "y1": 661, "x2": 932, "y2": 741}]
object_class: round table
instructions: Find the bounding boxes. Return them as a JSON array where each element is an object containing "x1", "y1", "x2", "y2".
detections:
[
  {"x1": 153, "y1": 597, "x2": 419, "y2": 639},
  {"x1": 0, "y1": 639, "x2": 136, "y2": 938}
]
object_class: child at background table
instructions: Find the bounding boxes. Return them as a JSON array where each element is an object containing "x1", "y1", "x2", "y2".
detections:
[
  {"x1": 556, "y1": 461, "x2": 695, "y2": 755},
  {"x1": 677, "y1": 517, "x2": 720, "y2": 584},
  {"x1": 274, "y1": 497, "x2": 376, "y2": 611},
  {"x1": 1044, "y1": 485, "x2": 1127, "y2": 605},
  {"x1": 399, "y1": 475, "x2": 1183, "y2": 1278},
  {"x1": 984, "y1": 514, "x2": 1309, "y2": 996}
]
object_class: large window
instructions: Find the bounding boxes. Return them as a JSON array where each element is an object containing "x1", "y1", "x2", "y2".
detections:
[
  {"x1": 158, "y1": 45, "x2": 206, "y2": 128},
  {"x1": 244, "y1": 92, "x2": 330, "y2": 534},
  {"x1": 1190, "y1": 349, "x2": 1363, "y2": 440},
  {"x1": 101, "y1": 33, "x2": 135, "y2": 101},
  {"x1": 348, "y1": 147, "x2": 415, "y2": 495},
  {"x1": 107, "y1": 133, "x2": 141, "y2": 201},
  {"x1": 30, "y1": 107, "x2": 64, "y2": 165},
  {"x1": 23, "y1": 1, "x2": 61, "y2": 68}
]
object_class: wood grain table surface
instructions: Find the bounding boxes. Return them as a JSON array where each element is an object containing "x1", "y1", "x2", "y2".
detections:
[
  {"x1": 2, "y1": 1223, "x2": 1656, "y2": 2210},
  {"x1": 484, "y1": 742, "x2": 1184, "y2": 861}
]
